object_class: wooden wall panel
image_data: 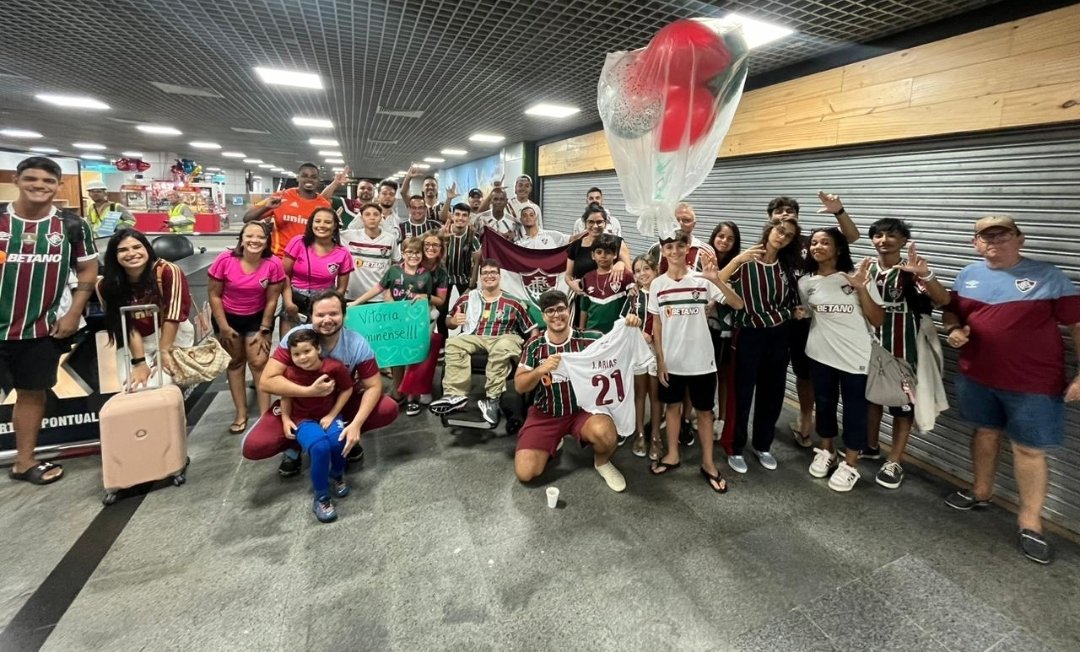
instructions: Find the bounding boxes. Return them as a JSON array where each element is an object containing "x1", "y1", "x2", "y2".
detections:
[{"x1": 539, "y1": 4, "x2": 1080, "y2": 177}]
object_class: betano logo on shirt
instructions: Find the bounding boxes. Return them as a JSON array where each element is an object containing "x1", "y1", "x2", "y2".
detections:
[{"x1": 0, "y1": 251, "x2": 63, "y2": 264}]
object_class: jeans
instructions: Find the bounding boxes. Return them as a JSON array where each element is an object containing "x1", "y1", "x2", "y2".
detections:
[
  {"x1": 294, "y1": 417, "x2": 347, "y2": 499},
  {"x1": 808, "y1": 359, "x2": 868, "y2": 452},
  {"x1": 732, "y1": 323, "x2": 791, "y2": 454}
]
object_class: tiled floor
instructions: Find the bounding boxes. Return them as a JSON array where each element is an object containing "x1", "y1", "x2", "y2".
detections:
[{"x1": 2, "y1": 389, "x2": 1078, "y2": 651}]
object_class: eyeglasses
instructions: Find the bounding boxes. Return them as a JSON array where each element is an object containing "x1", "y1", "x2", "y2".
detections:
[
  {"x1": 976, "y1": 230, "x2": 1016, "y2": 244},
  {"x1": 542, "y1": 306, "x2": 568, "y2": 316},
  {"x1": 423, "y1": 244, "x2": 441, "y2": 250},
  {"x1": 403, "y1": 250, "x2": 422, "y2": 256},
  {"x1": 480, "y1": 270, "x2": 499, "y2": 277}
]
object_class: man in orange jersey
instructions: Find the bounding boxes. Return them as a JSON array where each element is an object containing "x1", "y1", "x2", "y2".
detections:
[{"x1": 244, "y1": 163, "x2": 331, "y2": 258}]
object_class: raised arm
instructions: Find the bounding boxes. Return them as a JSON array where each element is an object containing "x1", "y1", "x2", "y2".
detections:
[{"x1": 817, "y1": 191, "x2": 859, "y2": 244}]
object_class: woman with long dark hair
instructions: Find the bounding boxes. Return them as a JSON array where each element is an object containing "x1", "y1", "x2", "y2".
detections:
[
  {"x1": 707, "y1": 221, "x2": 742, "y2": 436},
  {"x1": 97, "y1": 229, "x2": 194, "y2": 388},
  {"x1": 798, "y1": 227, "x2": 884, "y2": 492},
  {"x1": 282, "y1": 207, "x2": 353, "y2": 332},
  {"x1": 208, "y1": 221, "x2": 285, "y2": 433},
  {"x1": 565, "y1": 203, "x2": 632, "y2": 294}
]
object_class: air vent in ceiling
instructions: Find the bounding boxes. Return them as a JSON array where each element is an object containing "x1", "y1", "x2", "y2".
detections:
[
  {"x1": 150, "y1": 82, "x2": 224, "y2": 98},
  {"x1": 376, "y1": 106, "x2": 425, "y2": 119}
]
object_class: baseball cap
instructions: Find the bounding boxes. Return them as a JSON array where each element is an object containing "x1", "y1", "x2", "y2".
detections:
[
  {"x1": 974, "y1": 215, "x2": 1019, "y2": 234},
  {"x1": 468, "y1": 188, "x2": 483, "y2": 199},
  {"x1": 516, "y1": 174, "x2": 533, "y2": 184},
  {"x1": 85, "y1": 181, "x2": 107, "y2": 191}
]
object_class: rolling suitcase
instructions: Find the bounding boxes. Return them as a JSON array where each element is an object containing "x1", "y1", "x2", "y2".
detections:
[{"x1": 99, "y1": 304, "x2": 188, "y2": 505}]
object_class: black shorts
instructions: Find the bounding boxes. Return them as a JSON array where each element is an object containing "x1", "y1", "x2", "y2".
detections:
[
  {"x1": 659, "y1": 372, "x2": 717, "y2": 411},
  {"x1": 0, "y1": 336, "x2": 67, "y2": 391},
  {"x1": 788, "y1": 318, "x2": 811, "y2": 380},
  {"x1": 887, "y1": 403, "x2": 915, "y2": 419},
  {"x1": 213, "y1": 311, "x2": 265, "y2": 336},
  {"x1": 710, "y1": 328, "x2": 733, "y2": 367}
]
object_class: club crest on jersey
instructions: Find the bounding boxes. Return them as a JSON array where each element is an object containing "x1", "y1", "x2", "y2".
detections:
[
  {"x1": 521, "y1": 269, "x2": 557, "y2": 301},
  {"x1": 886, "y1": 285, "x2": 903, "y2": 301},
  {"x1": 46, "y1": 232, "x2": 64, "y2": 247},
  {"x1": 259, "y1": 277, "x2": 270, "y2": 288},
  {"x1": 841, "y1": 283, "x2": 855, "y2": 295},
  {"x1": 327, "y1": 263, "x2": 340, "y2": 275},
  {"x1": 1015, "y1": 278, "x2": 1037, "y2": 293}
]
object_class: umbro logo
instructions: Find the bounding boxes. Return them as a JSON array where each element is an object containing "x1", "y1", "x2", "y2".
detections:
[{"x1": 964, "y1": 280, "x2": 980, "y2": 289}]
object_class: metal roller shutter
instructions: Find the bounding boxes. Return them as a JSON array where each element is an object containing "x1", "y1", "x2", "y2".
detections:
[{"x1": 540, "y1": 125, "x2": 1080, "y2": 533}]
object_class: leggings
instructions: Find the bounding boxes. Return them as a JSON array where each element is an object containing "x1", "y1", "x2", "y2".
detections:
[
  {"x1": 732, "y1": 323, "x2": 791, "y2": 454},
  {"x1": 294, "y1": 417, "x2": 347, "y2": 499},
  {"x1": 808, "y1": 359, "x2": 868, "y2": 452}
]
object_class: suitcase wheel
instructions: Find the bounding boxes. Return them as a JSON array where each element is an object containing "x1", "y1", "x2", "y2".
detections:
[
  {"x1": 505, "y1": 417, "x2": 523, "y2": 436},
  {"x1": 102, "y1": 491, "x2": 118, "y2": 506},
  {"x1": 172, "y1": 473, "x2": 186, "y2": 487}
]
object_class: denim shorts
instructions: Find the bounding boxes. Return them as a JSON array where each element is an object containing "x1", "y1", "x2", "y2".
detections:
[{"x1": 955, "y1": 374, "x2": 1064, "y2": 449}]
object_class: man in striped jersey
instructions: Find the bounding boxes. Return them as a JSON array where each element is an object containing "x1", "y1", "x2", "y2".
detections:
[
  {"x1": 430, "y1": 259, "x2": 537, "y2": 423},
  {"x1": 401, "y1": 167, "x2": 445, "y2": 224},
  {"x1": 442, "y1": 203, "x2": 482, "y2": 294},
  {"x1": 513, "y1": 290, "x2": 625, "y2": 491},
  {"x1": 1, "y1": 157, "x2": 99, "y2": 485},
  {"x1": 865, "y1": 219, "x2": 949, "y2": 489},
  {"x1": 398, "y1": 195, "x2": 443, "y2": 244}
]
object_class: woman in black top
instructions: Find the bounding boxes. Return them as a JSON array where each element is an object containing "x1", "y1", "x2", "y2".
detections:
[{"x1": 566, "y1": 203, "x2": 632, "y2": 293}]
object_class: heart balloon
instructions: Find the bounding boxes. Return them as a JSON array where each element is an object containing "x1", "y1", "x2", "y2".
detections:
[
  {"x1": 136, "y1": 160, "x2": 151, "y2": 172},
  {"x1": 639, "y1": 20, "x2": 731, "y2": 90},
  {"x1": 658, "y1": 85, "x2": 717, "y2": 152}
]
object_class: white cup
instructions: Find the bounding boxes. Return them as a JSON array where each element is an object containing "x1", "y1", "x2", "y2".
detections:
[{"x1": 546, "y1": 486, "x2": 559, "y2": 509}]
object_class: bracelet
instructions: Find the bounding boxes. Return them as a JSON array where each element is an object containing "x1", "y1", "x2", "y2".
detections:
[
  {"x1": 131, "y1": 357, "x2": 146, "y2": 365},
  {"x1": 918, "y1": 270, "x2": 935, "y2": 281},
  {"x1": 833, "y1": 208, "x2": 847, "y2": 216}
]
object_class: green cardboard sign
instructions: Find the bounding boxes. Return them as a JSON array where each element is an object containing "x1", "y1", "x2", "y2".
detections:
[{"x1": 345, "y1": 299, "x2": 431, "y2": 367}]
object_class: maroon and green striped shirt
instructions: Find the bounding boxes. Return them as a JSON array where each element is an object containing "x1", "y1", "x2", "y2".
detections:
[
  {"x1": 869, "y1": 262, "x2": 926, "y2": 369},
  {"x1": 445, "y1": 229, "x2": 481, "y2": 287},
  {"x1": 0, "y1": 209, "x2": 97, "y2": 340},
  {"x1": 521, "y1": 329, "x2": 601, "y2": 417},
  {"x1": 730, "y1": 260, "x2": 795, "y2": 329},
  {"x1": 450, "y1": 293, "x2": 536, "y2": 337}
]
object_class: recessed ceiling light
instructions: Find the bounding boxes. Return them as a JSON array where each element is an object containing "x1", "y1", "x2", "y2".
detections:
[
  {"x1": 292, "y1": 116, "x2": 333, "y2": 128},
  {"x1": 222, "y1": 151, "x2": 246, "y2": 158},
  {"x1": 698, "y1": 13, "x2": 794, "y2": 49},
  {"x1": 231, "y1": 127, "x2": 272, "y2": 135},
  {"x1": 29, "y1": 146, "x2": 59, "y2": 153},
  {"x1": 205, "y1": 167, "x2": 222, "y2": 172},
  {"x1": 252, "y1": 175, "x2": 262, "y2": 180},
  {"x1": 243, "y1": 158, "x2": 263, "y2": 164},
  {"x1": 35, "y1": 94, "x2": 110, "y2": 110},
  {"x1": 254, "y1": 66, "x2": 323, "y2": 90},
  {"x1": 331, "y1": 167, "x2": 345, "y2": 172},
  {"x1": 1, "y1": 128, "x2": 44, "y2": 139},
  {"x1": 73, "y1": 142, "x2": 106, "y2": 150},
  {"x1": 258, "y1": 163, "x2": 274, "y2": 168},
  {"x1": 423, "y1": 157, "x2": 445, "y2": 163},
  {"x1": 324, "y1": 158, "x2": 344, "y2": 164},
  {"x1": 121, "y1": 151, "x2": 144, "y2": 157},
  {"x1": 469, "y1": 133, "x2": 505, "y2": 144},
  {"x1": 80, "y1": 154, "x2": 106, "y2": 160},
  {"x1": 525, "y1": 103, "x2": 581, "y2": 118},
  {"x1": 413, "y1": 163, "x2": 431, "y2": 170},
  {"x1": 441, "y1": 148, "x2": 467, "y2": 156},
  {"x1": 317, "y1": 150, "x2": 342, "y2": 157},
  {"x1": 309, "y1": 138, "x2": 339, "y2": 147},
  {"x1": 137, "y1": 124, "x2": 182, "y2": 135},
  {"x1": 189, "y1": 141, "x2": 221, "y2": 149}
]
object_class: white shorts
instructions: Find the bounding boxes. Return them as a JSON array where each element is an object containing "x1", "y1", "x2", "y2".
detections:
[{"x1": 633, "y1": 350, "x2": 657, "y2": 377}]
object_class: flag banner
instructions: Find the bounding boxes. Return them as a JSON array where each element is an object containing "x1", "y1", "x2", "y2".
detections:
[
  {"x1": 345, "y1": 299, "x2": 431, "y2": 367},
  {"x1": 481, "y1": 233, "x2": 574, "y2": 324}
]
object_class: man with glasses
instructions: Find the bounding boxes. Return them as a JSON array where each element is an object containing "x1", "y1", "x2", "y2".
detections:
[
  {"x1": 942, "y1": 216, "x2": 1080, "y2": 565},
  {"x1": 398, "y1": 194, "x2": 442, "y2": 243},
  {"x1": 430, "y1": 259, "x2": 537, "y2": 424}
]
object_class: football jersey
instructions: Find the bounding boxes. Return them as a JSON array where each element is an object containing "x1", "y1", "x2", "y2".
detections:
[
  {"x1": 379, "y1": 265, "x2": 433, "y2": 302},
  {"x1": 798, "y1": 272, "x2": 885, "y2": 375},
  {"x1": 648, "y1": 236, "x2": 715, "y2": 273},
  {"x1": 730, "y1": 259, "x2": 798, "y2": 329},
  {"x1": 554, "y1": 321, "x2": 653, "y2": 435},
  {"x1": 341, "y1": 228, "x2": 399, "y2": 301},
  {"x1": 869, "y1": 262, "x2": 931, "y2": 368},
  {"x1": 398, "y1": 218, "x2": 442, "y2": 244},
  {"x1": 267, "y1": 188, "x2": 331, "y2": 258},
  {"x1": 520, "y1": 328, "x2": 600, "y2": 417},
  {"x1": 444, "y1": 229, "x2": 481, "y2": 287},
  {"x1": 648, "y1": 272, "x2": 724, "y2": 376},
  {"x1": 450, "y1": 292, "x2": 535, "y2": 337},
  {"x1": 517, "y1": 230, "x2": 568, "y2": 249},
  {"x1": 580, "y1": 268, "x2": 635, "y2": 332}
]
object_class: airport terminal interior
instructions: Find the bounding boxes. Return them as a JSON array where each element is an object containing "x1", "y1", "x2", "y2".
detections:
[{"x1": 1, "y1": 0, "x2": 1080, "y2": 650}]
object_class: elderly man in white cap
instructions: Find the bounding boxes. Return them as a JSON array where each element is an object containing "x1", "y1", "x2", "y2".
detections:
[{"x1": 84, "y1": 181, "x2": 135, "y2": 236}]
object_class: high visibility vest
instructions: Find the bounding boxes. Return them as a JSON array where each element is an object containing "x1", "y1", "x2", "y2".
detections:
[{"x1": 168, "y1": 204, "x2": 195, "y2": 233}]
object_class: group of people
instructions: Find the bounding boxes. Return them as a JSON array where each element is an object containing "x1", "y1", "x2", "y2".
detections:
[{"x1": 1, "y1": 156, "x2": 1077, "y2": 564}]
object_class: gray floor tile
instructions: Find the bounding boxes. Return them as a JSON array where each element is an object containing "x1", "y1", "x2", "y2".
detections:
[
  {"x1": 732, "y1": 608, "x2": 836, "y2": 652},
  {"x1": 989, "y1": 627, "x2": 1055, "y2": 652}
]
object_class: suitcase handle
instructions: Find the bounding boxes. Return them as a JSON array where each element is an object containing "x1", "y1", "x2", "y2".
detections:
[{"x1": 120, "y1": 303, "x2": 164, "y2": 392}]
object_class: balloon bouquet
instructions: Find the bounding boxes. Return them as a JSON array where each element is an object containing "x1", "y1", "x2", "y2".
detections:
[{"x1": 598, "y1": 19, "x2": 750, "y2": 237}]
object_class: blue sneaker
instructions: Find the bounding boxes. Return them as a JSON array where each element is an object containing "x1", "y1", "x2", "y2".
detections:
[
  {"x1": 313, "y1": 496, "x2": 337, "y2": 523},
  {"x1": 331, "y1": 476, "x2": 350, "y2": 498}
]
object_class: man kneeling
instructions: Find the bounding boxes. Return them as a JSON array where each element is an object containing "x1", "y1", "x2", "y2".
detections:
[{"x1": 513, "y1": 290, "x2": 626, "y2": 492}]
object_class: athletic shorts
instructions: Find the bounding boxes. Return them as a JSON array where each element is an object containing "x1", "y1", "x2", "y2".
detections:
[
  {"x1": 788, "y1": 318, "x2": 811, "y2": 380},
  {"x1": 658, "y1": 372, "x2": 716, "y2": 411},
  {"x1": 213, "y1": 310, "x2": 265, "y2": 336},
  {"x1": 0, "y1": 336, "x2": 67, "y2": 391},
  {"x1": 516, "y1": 406, "x2": 592, "y2": 456},
  {"x1": 955, "y1": 374, "x2": 1064, "y2": 449}
]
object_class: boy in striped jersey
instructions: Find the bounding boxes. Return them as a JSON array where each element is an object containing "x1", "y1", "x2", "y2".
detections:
[
  {"x1": 1, "y1": 157, "x2": 99, "y2": 485},
  {"x1": 430, "y1": 259, "x2": 536, "y2": 423},
  {"x1": 579, "y1": 234, "x2": 634, "y2": 332},
  {"x1": 442, "y1": 203, "x2": 482, "y2": 294},
  {"x1": 513, "y1": 290, "x2": 626, "y2": 492},
  {"x1": 866, "y1": 219, "x2": 949, "y2": 488}
]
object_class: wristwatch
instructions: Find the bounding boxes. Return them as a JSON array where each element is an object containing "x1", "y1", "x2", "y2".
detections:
[{"x1": 260, "y1": 326, "x2": 273, "y2": 335}]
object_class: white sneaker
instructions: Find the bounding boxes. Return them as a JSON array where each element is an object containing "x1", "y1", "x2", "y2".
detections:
[
  {"x1": 713, "y1": 419, "x2": 725, "y2": 441},
  {"x1": 828, "y1": 461, "x2": 860, "y2": 492},
  {"x1": 752, "y1": 448, "x2": 777, "y2": 470},
  {"x1": 809, "y1": 448, "x2": 838, "y2": 478},
  {"x1": 727, "y1": 455, "x2": 748, "y2": 474},
  {"x1": 418, "y1": 393, "x2": 433, "y2": 405},
  {"x1": 595, "y1": 462, "x2": 627, "y2": 492}
]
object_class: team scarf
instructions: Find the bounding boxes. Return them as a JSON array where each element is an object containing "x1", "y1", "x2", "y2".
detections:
[{"x1": 480, "y1": 232, "x2": 573, "y2": 325}]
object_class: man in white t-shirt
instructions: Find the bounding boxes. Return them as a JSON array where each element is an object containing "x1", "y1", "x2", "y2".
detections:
[
  {"x1": 376, "y1": 179, "x2": 401, "y2": 233},
  {"x1": 516, "y1": 204, "x2": 567, "y2": 249},
  {"x1": 341, "y1": 202, "x2": 399, "y2": 302},
  {"x1": 572, "y1": 187, "x2": 623, "y2": 236},
  {"x1": 648, "y1": 231, "x2": 744, "y2": 493}
]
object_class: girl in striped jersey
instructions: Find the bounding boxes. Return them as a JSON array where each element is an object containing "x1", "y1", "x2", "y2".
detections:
[
  {"x1": 866, "y1": 219, "x2": 950, "y2": 489},
  {"x1": 727, "y1": 217, "x2": 803, "y2": 475}
]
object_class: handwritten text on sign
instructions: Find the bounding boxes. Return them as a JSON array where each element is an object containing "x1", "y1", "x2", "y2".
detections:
[{"x1": 345, "y1": 299, "x2": 430, "y2": 367}]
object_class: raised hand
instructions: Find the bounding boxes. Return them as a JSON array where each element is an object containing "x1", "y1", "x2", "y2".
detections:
[
  {"x1": 898, "y1": 243, "x2": 931, "y2": 278},
  {"x1": 333, "y1": 166, "x2": 351, "y2": 185},
  {"x1": 816, "y1": 191, "x2": 844, "y2": 214},
  {"x1": 736, "y1": 244, "x2": 766, "y2": 265},
  {"x1": 1065, "y1": 376, "x2": 1080, "y2": 403},
  {"x1": 447, "y1": 182, "x2": 460, "y2": 200},
  {"x1": 843, "y1": 257, "x2": 873, "y2": 288}
]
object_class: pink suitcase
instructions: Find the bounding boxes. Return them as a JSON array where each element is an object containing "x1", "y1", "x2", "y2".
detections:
[{"x1": 99, "y1": 304, "x2": 188, "y2": 505}]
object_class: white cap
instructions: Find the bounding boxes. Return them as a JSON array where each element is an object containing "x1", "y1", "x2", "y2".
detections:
[{"x1": 85, "y1": 181, "x2": 107, "y2": 191}]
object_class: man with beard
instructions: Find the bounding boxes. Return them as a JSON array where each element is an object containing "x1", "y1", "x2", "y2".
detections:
[
  {"x1": 322, "y1": 167, "x2": 377, "y2": 228},
  {"x1": 376, "y1": 179, "x2": 401, "y2": 234},
  {"x1": 244, "y1": 162, "x2": 331, "y2": 258},
  {"x1": 572, "y1": 187, "x2": 622, "y2": 237},
  {"x1": 243, "y1": 290, "x2": 400, "y2": 476}
]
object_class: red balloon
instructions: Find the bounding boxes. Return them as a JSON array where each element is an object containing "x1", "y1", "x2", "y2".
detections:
[
  {"x1": 658, "y1": 85, "x2": 717, "y2": 152},
  {"x1": 641, "y1": 20, "x2": 731, "y2": 90}
]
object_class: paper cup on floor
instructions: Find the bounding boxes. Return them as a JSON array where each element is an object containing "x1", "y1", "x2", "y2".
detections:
[{"x1": 546, "y1": 487, "x2": 559, "y2": 508}]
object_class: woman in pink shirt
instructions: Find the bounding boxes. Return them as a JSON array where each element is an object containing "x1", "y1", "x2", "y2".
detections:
[
  {"x1": 282, "y1": 207, "x2": 353, "y2": 332},
  {"x1": 208, "y1": 221, "x2": 285, "y2": 433}
]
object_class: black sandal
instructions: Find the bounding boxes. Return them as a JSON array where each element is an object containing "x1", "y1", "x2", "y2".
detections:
[
  {"x1": 9, "y1": 461, "x2": 64, "y2": 485},
  {"x1": 650, "y1": 459, "x2": 681, "y2": 476},
  {"x1": 700, "y1": 467, "x2": 728, "y2": 493}
]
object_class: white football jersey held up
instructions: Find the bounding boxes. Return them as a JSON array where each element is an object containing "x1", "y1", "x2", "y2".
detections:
[{"x1": 554, "y1": 321, "x2": 653, "y2": 436}]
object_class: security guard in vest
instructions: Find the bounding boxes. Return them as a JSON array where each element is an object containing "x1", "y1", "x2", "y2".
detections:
[
  {"x1": 85, "y1": 181, "x2": 135, "y2": 236},
  {"x1": 166, "y1": 190, "x2": 196, "y2": 233}
]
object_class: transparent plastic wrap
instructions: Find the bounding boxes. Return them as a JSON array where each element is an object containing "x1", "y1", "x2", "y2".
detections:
[{"x1": 598, "y1": 19, "x2": 750, "y2": 238}]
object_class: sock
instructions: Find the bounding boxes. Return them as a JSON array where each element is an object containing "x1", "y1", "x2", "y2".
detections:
[{"x1": 284, "y1": 449, "x2": 300, "y2": 461}]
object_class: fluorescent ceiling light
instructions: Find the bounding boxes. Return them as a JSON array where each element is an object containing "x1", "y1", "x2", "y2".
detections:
[
  {"x1": 252, "y1": 175, "x2": 262, "y2": 180},
  {"x1": 2, "y1": 128, "x2": 43, "y2": 139},
  {"x1": 292, "y1": 116, "x2": 333, "y2": 128},
  {"x1": 701, "y1": 13, "x2": 794, "y2": 49},
  {"x1": 525, "y1": 103, "x2": 580, "y2": 118},
  {"x1": 258, "y1": 163, "x2": 274, "y2": 168},
  {"x1": 35, "y1": 93, "x2": 110, "y2": 110},
  {"x1": 121, "y1": 151, "x2": 144, "y2": 157},
  {"x1": 423, "y1": 157, "x2": 445, "y2": 163},
  {"x1": 413, "y1": 163, "x2": 431, "y2": 170},
  {"x1": 243, "y1": 158, "x2": 263, "y2": 164},
  {"x1": 231, "y1": 127, "x2": 271, "y2": 135},
  {"x1": 324, "y1": 158, "x2": 344, "y2": 164},
  {"x1": 317, "y1": 150, "x2": 342, "y2": 157},
  {"x1": 189, "y1": 141, "x2": 221, "y2": 149},
  {"x1": 80, "y1": 154, "x2": 106, "y2": 160},
  {"x1": 137, "y1": 124, "x2": 182, "y2": 135},
  {"x1": 222, "y1": 151, "x2": 246, "y2": 158},
  {"x1": 254, "y1": 66, "x2": 323, "y2": 90},
  {"x1": 30, "y1": 146, "x2": 59, "y2": 153},
  {"x1": 469, "y1": 133, "x2": 504, "y2": 144},
  {"x1": 206, "y1": 166, "x2": 221, "y2": 171},
  {"x1": 309, "y1": 137, "x2": 339, "y2": 146},
  {"x1": 331, "y1": 167, "x2": 345, "y2": 172},
  {"x1": 441, "y1": 148, "x2": 467, "y2": 156},
  {"x1": 73, "y1": 142, "x2": 106, "y2": 150}
]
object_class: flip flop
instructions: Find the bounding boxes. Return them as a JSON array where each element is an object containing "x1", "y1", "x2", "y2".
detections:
[
  {"x1": 228, "y1": 419, "x2": 248, "y2": 434},
  {"x1": 650, "y1": 459, "x2": 681, "y2": 476},
  {"x1": 700, "y1": 467, "x2": 728, "y2": 494},
  {"x1": 9, "y1": 461, "x2": 64, "y2": 485},
  {"x1": 789, "y1": 421, "x2": 813, "y2": 448}
]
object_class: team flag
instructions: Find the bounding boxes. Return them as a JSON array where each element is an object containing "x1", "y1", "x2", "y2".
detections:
[{"x1": 481, "y1": 233, "x2": 573, "y2": 324}]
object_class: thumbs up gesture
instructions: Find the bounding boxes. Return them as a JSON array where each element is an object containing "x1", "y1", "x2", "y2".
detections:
[{"x1": 947, "y1": 325, "x2": 971, "y2": 348}]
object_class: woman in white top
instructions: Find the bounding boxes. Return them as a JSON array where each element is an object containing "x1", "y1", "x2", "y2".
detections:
[{"x1": 797, "y1": 227, "x2": 884, "y2": 493}]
